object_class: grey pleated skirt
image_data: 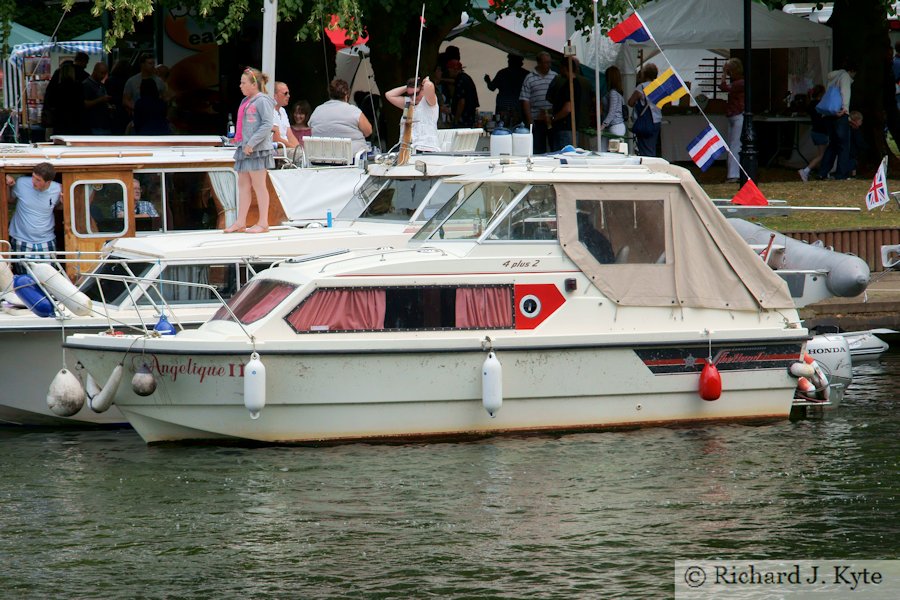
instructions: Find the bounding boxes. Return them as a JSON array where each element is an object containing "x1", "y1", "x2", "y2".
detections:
[{"x1": 234, "y1": 147, "x2": 275, "y2": 172}]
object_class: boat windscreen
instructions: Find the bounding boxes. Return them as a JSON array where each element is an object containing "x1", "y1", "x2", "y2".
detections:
[
  {"x1": 411, "y1": 182, "x2": 527, "y2": 241},
  {"x1": 78, "y1": 260, "x2": 154, "y2": 307},
  {"x1": 338, "y1": 176, "x2": 440, "y2": 222}
]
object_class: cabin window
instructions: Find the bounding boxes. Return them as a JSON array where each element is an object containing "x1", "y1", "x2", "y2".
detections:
[
  {"x1": 78, "y1": 260, "x2": 154, "y2": 306},
  {"x1": 134, "y1": 170, "x2": 236, "y2": 232},
  {"x1": 575, "y1": 199, "x2": 666, "y2": 265},
  {"x1": 211, "y1": 279, "x2": 296, "y2": 325},
  {"x1": 412, "y1": 182, "x2": 527, "y2": 241},
  {"x1": 488, "y1": 185, "x2": 557, "y2": 241},
  {"x1": 135, "y1": 262, "x2": 271, "y2": 306},
  {"x1": 285, "y1": 285, "x2": 514, "y2": 333},
  {"x1": 72, "y1": 181, "x2": 127, "y2": 237}
]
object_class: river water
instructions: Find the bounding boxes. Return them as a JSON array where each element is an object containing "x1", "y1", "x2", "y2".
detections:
[{"x1": 2, "y1": 354, "x2": 898, "y2": 599}]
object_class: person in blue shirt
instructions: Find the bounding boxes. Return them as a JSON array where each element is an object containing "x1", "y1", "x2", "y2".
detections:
[{"x1": 5, "y1": 162, "x2": 62, "y2": 273}]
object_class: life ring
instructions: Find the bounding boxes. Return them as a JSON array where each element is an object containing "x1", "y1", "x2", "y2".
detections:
[
  {"x1": 27, "y1": 262, "x2": 93, "y2": 317},
  {"x1": 800, "y1": 353, "x2": 830, "y2": 402}
]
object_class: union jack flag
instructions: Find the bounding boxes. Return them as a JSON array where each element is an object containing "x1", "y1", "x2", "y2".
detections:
[{"x1": 865, "y1": 156, "x2": 889, "y2": 210}]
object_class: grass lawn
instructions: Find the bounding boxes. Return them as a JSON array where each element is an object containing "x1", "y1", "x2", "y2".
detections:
[{"x1": 693, "y1": 163, "x2": 900, "y2": 231}]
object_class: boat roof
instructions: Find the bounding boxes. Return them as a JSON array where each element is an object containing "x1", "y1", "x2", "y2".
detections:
[
  {"x1": 100, "y1": 225, "x2": 386, "y2": 261},
  {"x1": 445, "y1": 162, "x2": 681, "y2": 184},
  {"x1": 0, "y1": 142, "x2": 236, "y2": 169}
]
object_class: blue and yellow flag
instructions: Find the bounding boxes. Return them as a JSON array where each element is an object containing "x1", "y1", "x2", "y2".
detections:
[{"x1": 644, "y1": 68, "x2": 687, "y2": 108}]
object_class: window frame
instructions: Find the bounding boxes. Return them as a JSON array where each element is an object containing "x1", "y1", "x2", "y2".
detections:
[{"x1": 70, "y1": 179, "x2": 129, "y2": 239}]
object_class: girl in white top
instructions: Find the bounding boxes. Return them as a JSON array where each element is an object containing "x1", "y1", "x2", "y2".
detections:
[
  {"x1": 385, "y1": 76, "x2": 440, "y2": 152},
  {"x1": 601, "y1": 66, "x2": 627, "y2": 152}
]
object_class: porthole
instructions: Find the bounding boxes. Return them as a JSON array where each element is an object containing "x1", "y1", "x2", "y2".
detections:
[{"x1": 519, "y1": 294, "x2": 542, "y2": 319}]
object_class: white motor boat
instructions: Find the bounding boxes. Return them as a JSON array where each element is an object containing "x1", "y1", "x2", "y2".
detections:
[
  {"x1": 836, "y1": 329, "x2": 892, "y2": 361},
  {"x1": 0, "y1": 152, "x2": 591, "y2": 426},
  {"x1": 68, "y1": 159, "x2": 811, "y2": 444}
]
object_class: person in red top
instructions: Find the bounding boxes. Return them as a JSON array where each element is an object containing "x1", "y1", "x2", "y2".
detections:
[{"x1": 719, "y1": 58, "x2": 745, "y2": 183}]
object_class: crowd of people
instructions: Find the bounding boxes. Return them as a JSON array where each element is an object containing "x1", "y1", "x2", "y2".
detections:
[{"x1": 32, "y1": 45, "x2": 879, "y2": 238}]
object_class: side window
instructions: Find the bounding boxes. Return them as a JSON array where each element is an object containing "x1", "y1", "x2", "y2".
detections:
[
  {"x1": 489, "y1": 185, "x2": 557, "y2": 241},
  {"x1": 72, "y1": 181, "x2": 126, "y2": 237},
  {"x1": 135, "y1": 170, "x2": 234, "y2": 232},
  {"x1": 137, "y1": 264, "x2": 239, "y2": 305},
  {"x1": 576, "y1": 199, "x2": 666, "y2": 264},
  {"x1": 165, "y1": 171, "x2": 227, "y2": 231},
  {"x1": 285, "y1": 286, "x2": 514, "y2": 333},
  {"x1": 211, "y1": 279, "x2": 296, "y2": 324},
  {"x1": 134, "y1": 173, "x2": 163, "y2": 232}
]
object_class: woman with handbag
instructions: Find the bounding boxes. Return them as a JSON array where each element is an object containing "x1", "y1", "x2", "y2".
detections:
[
  {"x1": 817, "y1": 58, "x2": 857, "y2": 181},
  {"x1": 627, "y1": 63, "x2": 662, "y2": 157},
  {"x1": 719, "y1": 58, "x2": 745, "y2": 183}
]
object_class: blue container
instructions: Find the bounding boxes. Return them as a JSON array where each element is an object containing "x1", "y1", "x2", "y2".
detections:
[
  {"x1": 154, "y1": 314, "x2": 176, "y2": 335},
  {"x1": 13, "y1": 274, "x2": 54, "y2": 318},
  {"x1": 326, "y1": 209, "x2": 333, "y2": 228}
]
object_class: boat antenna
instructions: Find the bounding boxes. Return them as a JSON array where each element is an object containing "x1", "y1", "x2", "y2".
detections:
[{"x1": 397, "y1": 4, "x2": 426, "y2": 166}]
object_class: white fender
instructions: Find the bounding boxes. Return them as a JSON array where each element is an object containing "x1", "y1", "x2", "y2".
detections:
[
  {"x1": 482, "y1": 351, "x2": 502, "y2": 417},
  {"x1": 131, "y1": 363, "x2": 157, "y2": 397},
  {"x1": 89, "y1": 364, "x2": 123, "y2": 413},
  {"x1": 789, "y1": 362, "x2": 816, "y2": 378},
  {"x1": 85, "y1": 372, "x2": 102, "y2": 400},
  {"x1": 28, "y1": 262, "x2": 93, "y2": 317},
  {"x1": 46, "y1": 368, "x2": 85, "y2": 417},
  {"x1": 244, "y1": 352, "x2": 266, "y2": 419},
  {"x1": 0, "y1": 260, "x2": 13, "y2": 294}
]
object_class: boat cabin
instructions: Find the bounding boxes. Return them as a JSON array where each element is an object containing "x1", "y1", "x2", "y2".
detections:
[{"x1": 0, "y1": 136, "x2": 288, "y2": 276}]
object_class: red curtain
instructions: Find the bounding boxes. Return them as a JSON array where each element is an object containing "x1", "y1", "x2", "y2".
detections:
[
  {"x1": 287, "y1": 289, "x2": 386, "y2": 332},
  {"x1": 455, "y1": 287, "x2": 513, "y2": 328}
]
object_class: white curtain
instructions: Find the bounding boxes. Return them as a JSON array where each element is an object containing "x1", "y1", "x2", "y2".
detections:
[
  {"x1": 208, "y1": 171, "x2": 238, "y2": 228},
  {"x1": 159, "y1": 266, "x2": 213, "y2": 302}
]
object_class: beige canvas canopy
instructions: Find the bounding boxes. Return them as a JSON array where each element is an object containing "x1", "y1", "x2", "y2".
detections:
[{"x1": 556, "y1": 164, "x2": 794, "y2": 311}]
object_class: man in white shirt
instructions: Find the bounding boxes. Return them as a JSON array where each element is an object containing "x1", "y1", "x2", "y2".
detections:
[
  {"x1": 272, "y1": 82, "x2": 299, "y2": 149},
  {"x1": 5, "y1": 162, "x2": 62, "y2": 272},
  {"x1": 519, "y1": 52, "x2": 557, "y2": 154},
  {"x1": 122, "y1": 54, "x2": 167, "y2": 113}
]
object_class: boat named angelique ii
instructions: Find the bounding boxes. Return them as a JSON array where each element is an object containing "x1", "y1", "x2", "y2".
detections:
[{"x1": 67, "y1": 159, "x2": 814, "y2": 443}]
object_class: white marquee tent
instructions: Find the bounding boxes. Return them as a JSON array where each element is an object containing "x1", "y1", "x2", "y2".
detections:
[{"x1": 612, "y1": 0, "x2": 833, "y2": 95}]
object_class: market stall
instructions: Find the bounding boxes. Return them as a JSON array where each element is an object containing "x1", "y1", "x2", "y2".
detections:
[{"x1": 3, "y1": 37, "x2": 103, "y2": 133}]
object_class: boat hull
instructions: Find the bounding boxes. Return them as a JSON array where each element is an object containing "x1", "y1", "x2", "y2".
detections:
[
  {"x1": 0, "y1": 327, "x2": 129, "y2": 426},
  {"x1": 71, "y1": 341, "x2": 803, "y2": 443}
]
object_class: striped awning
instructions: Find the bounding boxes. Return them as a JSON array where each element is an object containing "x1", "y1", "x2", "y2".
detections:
[{"x1": 8, "y1": 41, "x2": 103, "y2": 67}]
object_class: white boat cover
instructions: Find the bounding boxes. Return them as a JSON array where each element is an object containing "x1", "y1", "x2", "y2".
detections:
[
  {"x1": 269, "y1": 167, "x2": 367, "y2": 221},
  {"x1": 556, "y1": 163, "x2": 795, "y2": 311}
]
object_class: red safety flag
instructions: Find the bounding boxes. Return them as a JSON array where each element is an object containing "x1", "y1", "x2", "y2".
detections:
[{"x1": 731, "y1": 179, "x2": 768, "y2": 206}]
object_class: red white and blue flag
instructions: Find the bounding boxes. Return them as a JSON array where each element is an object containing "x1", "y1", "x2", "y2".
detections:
[
  {"x1": 608, "y1": 13, "x2": 652, "y2": 43},
  {"x1": 865, "y1": 156, "x2": 890, "y2": 210},
  {"x1": 686, "y1": 125, "x2": 726, "y2": 172}
]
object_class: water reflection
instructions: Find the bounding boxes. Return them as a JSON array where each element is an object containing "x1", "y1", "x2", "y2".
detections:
[{"x1": 2, "y1": 354, "x2": 899, "y2": 597}]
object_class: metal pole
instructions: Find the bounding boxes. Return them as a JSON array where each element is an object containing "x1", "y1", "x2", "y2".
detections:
[
  {"x1": 594, "y1": 0, "x2": 603, "y2": 151},
  {"x1": 739, "y1": 0, "x2": 758, "y2": 182},
  {"x1": 262, "y1": 0, "x2": 278, "y2": 90}
]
